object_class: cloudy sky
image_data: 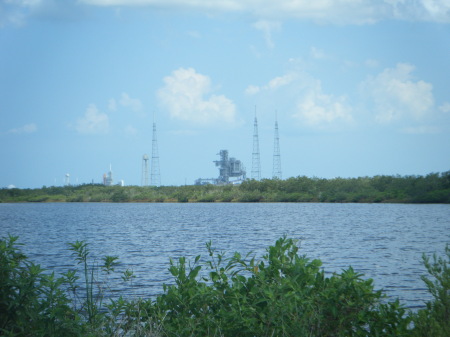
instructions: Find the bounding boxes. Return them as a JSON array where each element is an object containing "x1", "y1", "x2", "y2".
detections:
[{"x1": 1, "y1": 0, "x2": 449, "y2": 188}]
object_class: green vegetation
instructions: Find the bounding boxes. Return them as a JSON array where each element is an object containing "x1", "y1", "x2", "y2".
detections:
[
  {"x1": 1, "y1": 171, "x2": 450, "y2": 203},
  {"x1": 1, "y1": 235, "x2": 449, "y2": 336}
]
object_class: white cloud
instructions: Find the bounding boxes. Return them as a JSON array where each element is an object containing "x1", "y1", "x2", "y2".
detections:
[
  {"x1": 158, "y1": 67, "x2": 237, "y2": 126},
  {"x1": 3, "y1": 0, "x2": 449, "y2": 27},
  {"x1": 401, "y1": 125, "x2": 441, "y2": 134},
  {"x1": 0, "y1": 0, "x2": 41, "y2": 27},
  {"x1": 245, "y1": 72, "x2": 296, "y2": 95},
  {"x1": 245, "y1": 85, "x2": 261, "y2": 95},
  {"x1": 439, "y1": 102, "x2": 450, "y2": 113},
  {"x1": 7, "y1": 123, "x2": 37, "y2": 134},
  {"x1": 108, "y1": 98, "x2": 117, "y2": 111},
  {"x1": 252, "y1": 20, "x2": 281, "y2": 49},
  {"x1": 78, "y1": 0, "x2": 450, "y2": 24},
  {"x1": 119, "y1": 92, "x2": 143, "y2": 111},
  {"x1": 76, "y1": 104, "x2": 109, "y2": 134},
  {"x1": 361, "y1": 63, "x2": 434, "y2": 123},
  {"x1": 364, "y1": 59, "x2": 380, "y2": 68},
  {"x1": 1, "y1": 0, "x2": 85, "y2": 27},
  {"x1": 124, "y1": 125, "x2": 138, "y2": 135},
  {"x1": 247, "y1": 70, "x2": 353, "y2": 128},
  {"x1": 310, "y1": 46, "x2": 327, "y2": 60},
  {"x1": 293, "y1": 84, "x2": 353, "y2": 127},
  {"x1": 186, "y1": 30, "x2": 201, "y2": 39}
]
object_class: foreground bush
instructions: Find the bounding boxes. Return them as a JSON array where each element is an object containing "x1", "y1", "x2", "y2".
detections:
[
  {"x1": 0, "y1": 235, "x2": 449, "y2": 336},
  {"x1": 138, "y1": 237, "x2": 411, "y2": 336},
  {"x1": 0, "y1": 236, "x2": 83, "y2": 336}
]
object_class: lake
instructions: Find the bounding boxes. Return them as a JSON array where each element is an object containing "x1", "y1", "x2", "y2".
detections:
[{"x1": 1, "y1": 202, "x2": 449, "y2": 309}]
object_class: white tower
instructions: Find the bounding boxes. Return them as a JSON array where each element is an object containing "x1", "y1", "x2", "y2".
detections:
[{"x1": 142, "y1": 154, "x2": 149, "y2": 186}]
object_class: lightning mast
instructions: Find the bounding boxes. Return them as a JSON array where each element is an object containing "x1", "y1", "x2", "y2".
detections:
[
  {"x1": 150, "y1": 115, "x2": 161, "y2": 187},
  {"x1": 272, "y1": 111, "x2": 282, "y2": 179},
  {"x1": 251, "y1": 107, "x2": 261, "y2": 180}
]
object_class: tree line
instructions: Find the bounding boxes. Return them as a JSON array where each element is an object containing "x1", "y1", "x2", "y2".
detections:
[{"x1": 1, "y1": 171, "x2": 449, "y2": 203}]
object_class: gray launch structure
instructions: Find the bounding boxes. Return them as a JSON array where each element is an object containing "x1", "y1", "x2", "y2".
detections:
[{"x1": 195, "y1": 150, "x2": 246, "y2": 185}]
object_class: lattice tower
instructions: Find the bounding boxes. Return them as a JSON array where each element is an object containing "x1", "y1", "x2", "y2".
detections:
[
  {"x1": 251, "y1": 108, "x2": 261, "y2": 180},
  {"x1": 150, "y1": 122, "x2": 161, "y2": 186},
  {"x1": 142, "y1": 154, "x2": 149, "y2": 186},
  {"x1": 272, "y1": 113, "x2": 282, "y2": 179}
]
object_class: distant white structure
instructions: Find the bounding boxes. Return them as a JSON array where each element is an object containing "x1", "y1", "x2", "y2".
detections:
[
  {"x1": 142, "y1": 154, "x2": 149, "y2": 186},
  {"x1": 103, "y1": 165, "x2": 113, "y2": 186},
  {"x1": 65, "y1": 174, "x2": 70, "y2": 186}
]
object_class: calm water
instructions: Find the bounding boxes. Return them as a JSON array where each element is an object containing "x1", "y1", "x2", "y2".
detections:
[{"x1": 1, "y1": 202, "x2": 449, "y2": 309}]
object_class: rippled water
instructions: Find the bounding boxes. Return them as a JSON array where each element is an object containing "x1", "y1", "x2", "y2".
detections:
[{"x1": 1, "y1": 202, "x2": 449, "y2": 308}]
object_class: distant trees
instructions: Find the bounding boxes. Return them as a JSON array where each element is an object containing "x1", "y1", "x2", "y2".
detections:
[{"x1": 1, "y1": 171, "x2": 449, "y2": 203}]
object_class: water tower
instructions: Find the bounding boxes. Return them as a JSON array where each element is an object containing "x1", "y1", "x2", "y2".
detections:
[{"x1": 142, "y1": 154, "x2": 149, "y2": 186}]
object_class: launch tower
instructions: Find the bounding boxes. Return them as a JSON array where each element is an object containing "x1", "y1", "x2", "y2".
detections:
[{"x1": 195, "y1": 150, "x2": 246, "y2": 185}]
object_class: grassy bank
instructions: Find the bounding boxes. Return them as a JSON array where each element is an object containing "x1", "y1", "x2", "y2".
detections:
[
  {"x1": 1, "y1": 235, "x2": 449, "y2": 336},
  {"x1": 1, "y1": 171, "x2": 450, "y2": 203}
]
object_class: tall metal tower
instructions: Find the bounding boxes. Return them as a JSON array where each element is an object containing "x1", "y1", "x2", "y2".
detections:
[
  {"x1": 141, "y1": 154, "x2": 149, "y2": 186},
  {"x1": 150, "y1": 120, "x2": 161, "y2": 186},
  {"x1": 251, "y1": 107, "x2": 261, "y2": 180},
  {"x1": 272, "y1": 112, "x2": 282, "y2": 179}
]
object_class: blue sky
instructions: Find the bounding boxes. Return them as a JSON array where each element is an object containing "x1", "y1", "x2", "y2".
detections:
[{"x1": 1, "y1": 0, "x2": 449, "y2": 188}]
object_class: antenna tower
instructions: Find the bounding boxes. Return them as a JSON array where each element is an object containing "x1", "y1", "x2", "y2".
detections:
[
  {"x1": 150, "y1": 119, "x2": 161, "y2": 186},
  {"x1": 272, "y1": 112, "x2": 282, "y2": 179},
  {"x1": 142, "y1": 154, "x2": 149, "y2": 186},
  {"x1": 251, "y1": 107, "x2": 261, "y2": 180}
]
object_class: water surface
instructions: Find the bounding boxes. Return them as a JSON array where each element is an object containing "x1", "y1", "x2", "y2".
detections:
[{"x1": 1, "y1": 202, "x2": 449, "y2": 308}]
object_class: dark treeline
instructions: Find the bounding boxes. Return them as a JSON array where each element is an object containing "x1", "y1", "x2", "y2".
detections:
[{"x1": 1, "y1": 171, "x2": 449, "y2": 203}]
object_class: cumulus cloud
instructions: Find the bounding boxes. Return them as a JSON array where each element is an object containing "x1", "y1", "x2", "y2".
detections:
[
  {"x1": 0, "y1": 0, "x2": 41, "y2": 27},
  {"x1": 439, "y1": 102, "x2": 450, "y2": 113},
  {"x1": 245, "y1": 72, "x2": 296, "y2": 95},
  {"x1": 157, "y1": 67, "x2": 237, "y2": 126},
  {"x1": 293, "y1": 84, "x2": 353, "y2": 127},
  {"x1": 361, "y1": 63, "x2": 434, "y2": 123},
  {"x1": 119, "y1": 92, "x2": 143, "y2": 112},
  {"x1": 246, "y1": 71, "x2": 353, "y2": 128},
  {"x1": 78, "y1": 0, "x2": 450, "y2": 24},
  {"x1": 108, "y1": 98, "x2": 117, "y2": 111},
  {"x1": 365, "y1": 59, "x2": 380, "y2": 68},
  {"x1": 401, "y1": 125, "x2": 441, "y2": 134},
  {"x1": 108, "y1": 93, "x2": 143, "y2": 113},
  {"x1": 252, "y1": 20, "x2": 281, "y2": 49},
  {"x1": 76, "y1": 104, "x2": 109, "y2": 134},
  {"x1": 310, "y1": 46, "x2": 327, "y2": 60},
  {"x1": 3, "y1": 0, "x2": 449, "y2": 27},
  {"x1": 1, "y1": 0, "x2": 84, "y2": 27},
  {"x1": 7, "y1": 123, "x2": 37, "y2": 134},
  {"x1": 124, "y1": 125, "x2": 138, "y2": 135}
]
